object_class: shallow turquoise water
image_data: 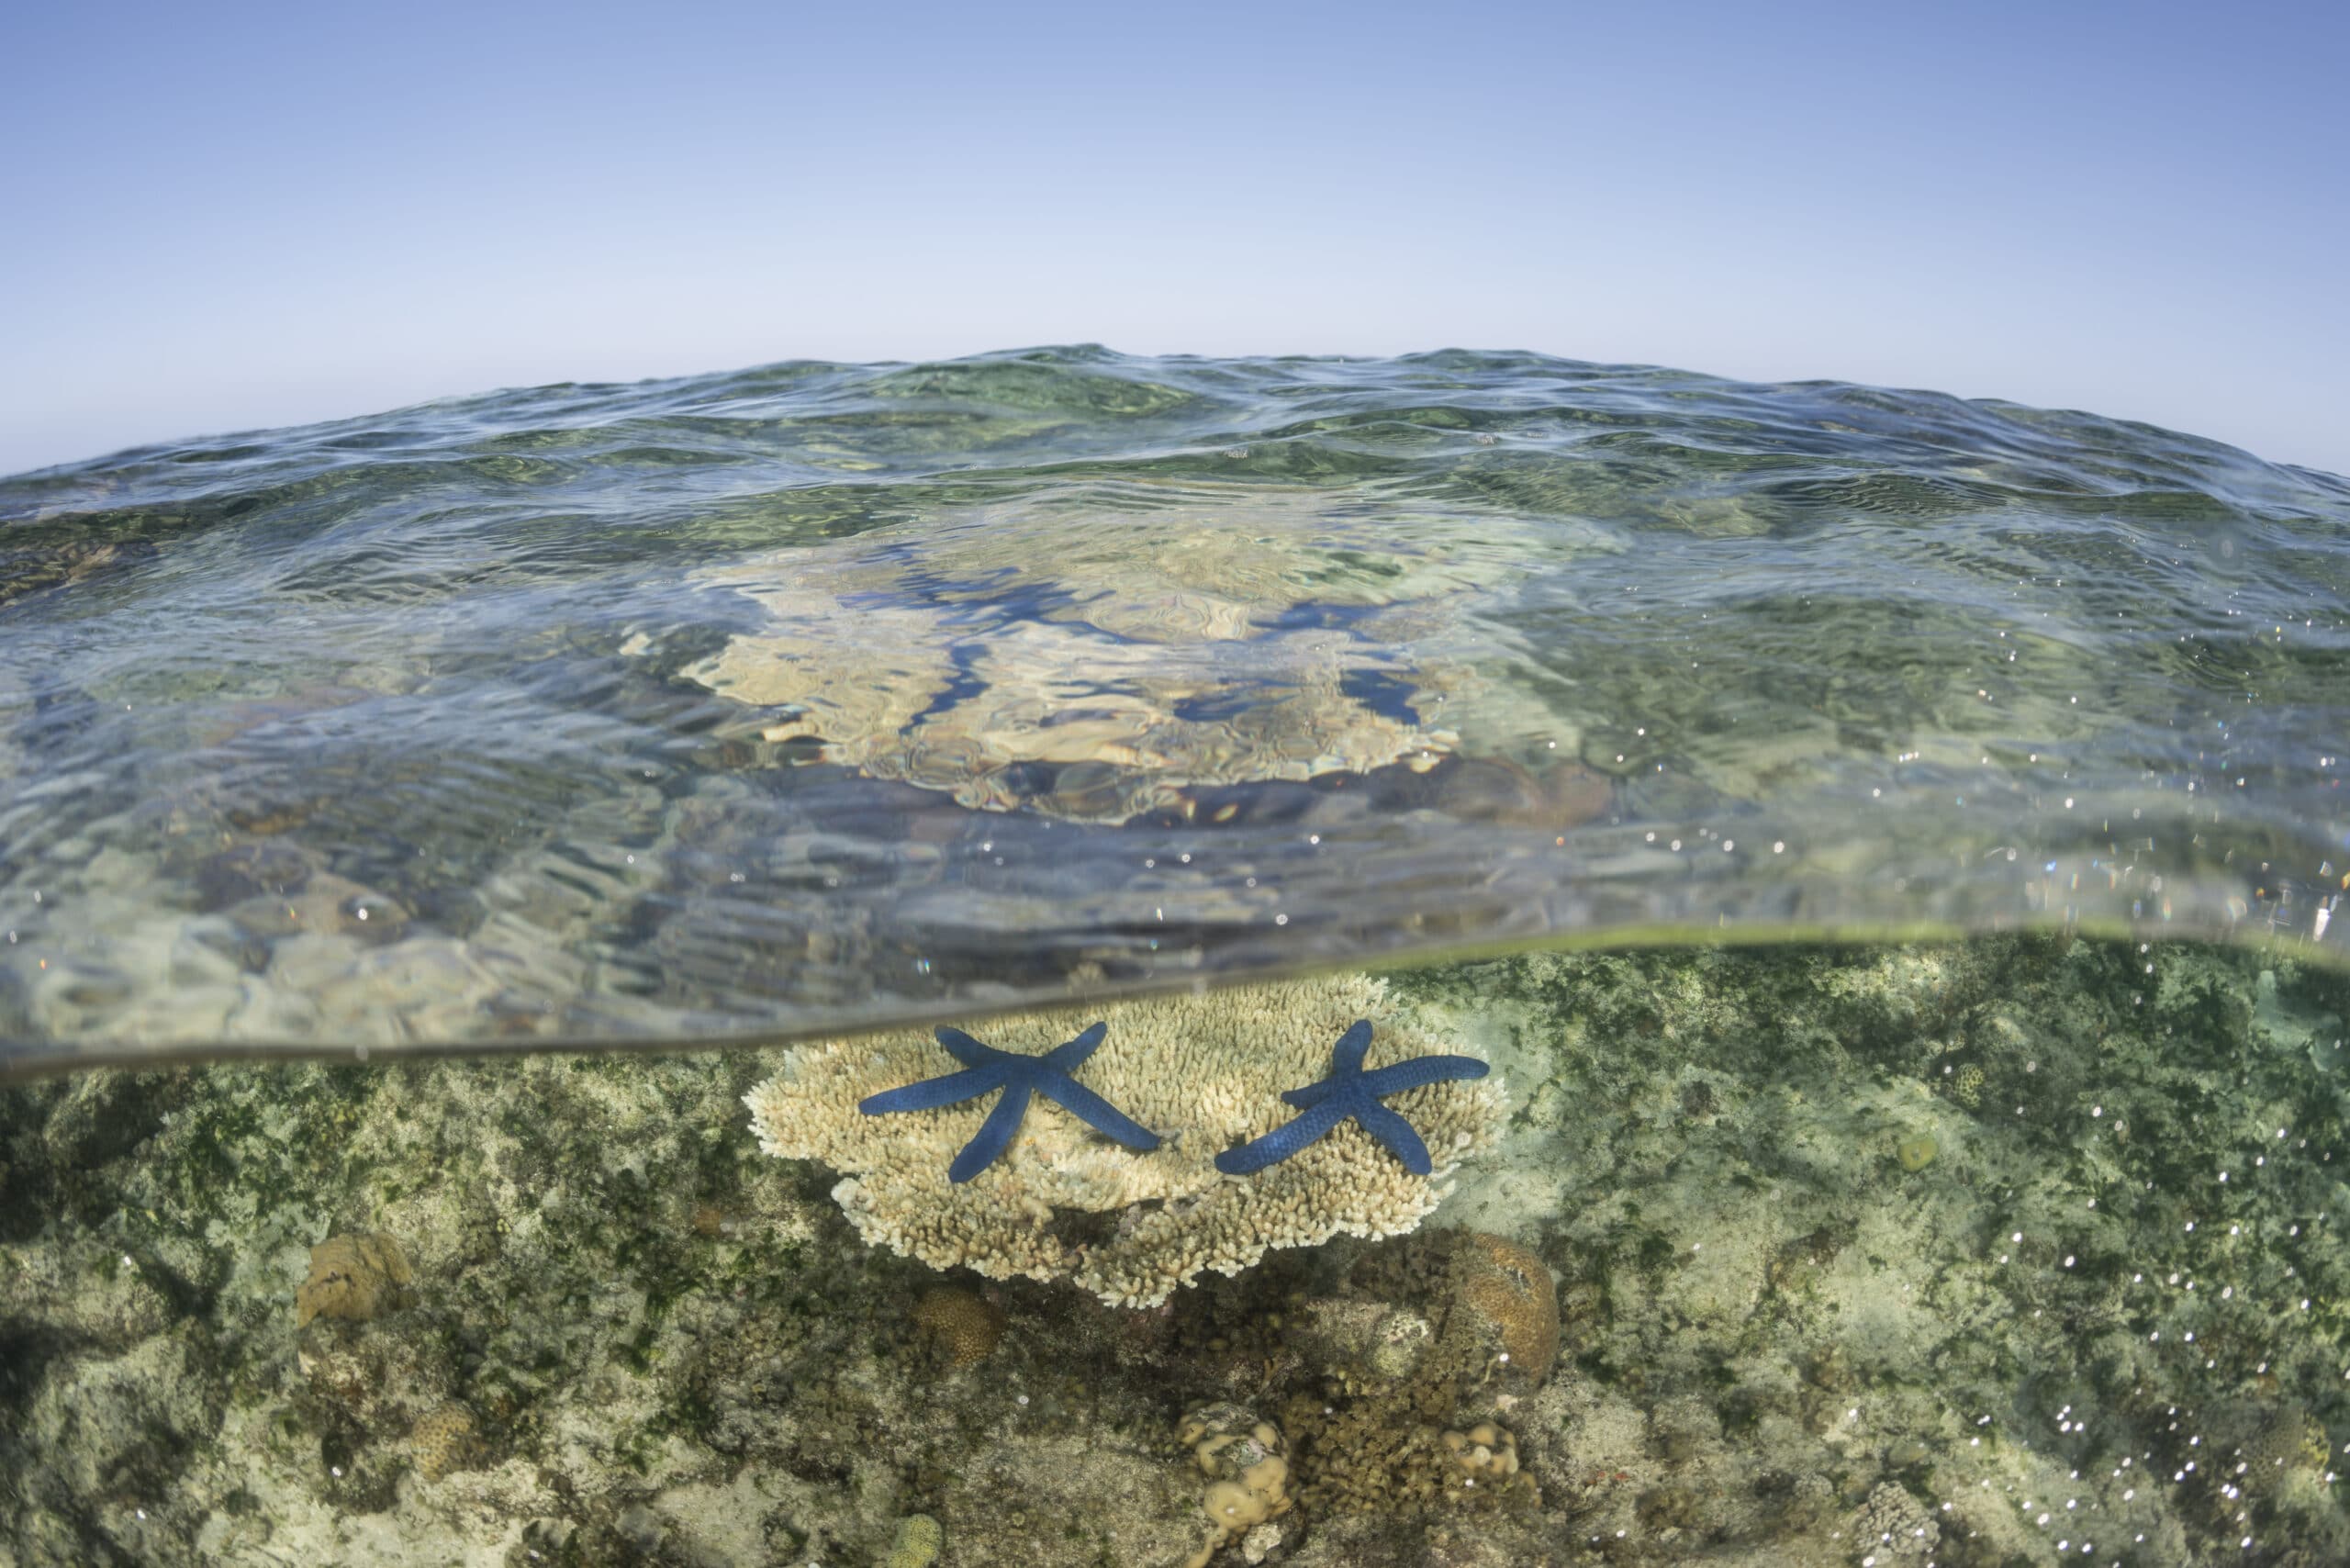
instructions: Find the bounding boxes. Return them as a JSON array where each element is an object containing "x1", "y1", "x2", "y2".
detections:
[{"x1": 2, "y1": 347, "x2": 2346, "y2": 1074}]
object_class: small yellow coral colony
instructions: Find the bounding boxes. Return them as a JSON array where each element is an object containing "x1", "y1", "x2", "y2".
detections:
[
  {"x1": 408, "y1": 1403, "x2": 479, "y2": 1482},
  {"x1": 1440, "y1": 1422, "x2": 1519, "y2": 1480},
  {"x1": 1178, "y1": 1403, "x2": 1291, "y2": 1568},
  {"x1": 884, "y1": 1514, "x2": 945, "y2": 1568},
  {"x1": 744, "y1": 974, "x2": 1503, "y2": 1307}
]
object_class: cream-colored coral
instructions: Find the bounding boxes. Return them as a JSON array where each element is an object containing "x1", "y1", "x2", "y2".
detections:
[
  {"x1": 744, "y1": 974, "x2": 1504, "y2": 1307},
  {"x1": 1439, "y1": 1422, "x2": 1520, "y2": 1479},
  {"x1": 1178, "y1": 1404, "x2": 1291, "y2": 1568},
  {"x1": 672, "y1": 494, "x2": 1533, "y2": 823}
]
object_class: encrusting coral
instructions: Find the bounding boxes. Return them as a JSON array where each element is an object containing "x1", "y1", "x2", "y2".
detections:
[
  {"x1": 744, "y1": 974, "x2": 1504, "y2": 1306},
  {"x1": 910, "y1": 1285, "x2": 1005, "y2": 1368},
  {"x1": 294, "y1": 1232, "x2": 412, "y2": 1327},
  {"x1": 1177, "y1": 1403, "x2": 1291, "y2": 1568},
  {"x1": 1276, "y1": 1227, "x2": 1556, "y2": 1518},
  {"x1": 408, "y1": 1403, "x2": 480, "y2": 1483}
]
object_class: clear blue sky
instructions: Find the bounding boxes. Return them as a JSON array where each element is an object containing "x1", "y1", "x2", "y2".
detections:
[{"x1": 5, "y1": 1, "x2": 2344, "y2": 477}]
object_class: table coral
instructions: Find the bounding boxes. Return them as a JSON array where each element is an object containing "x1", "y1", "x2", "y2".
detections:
[{"x1": 744, "y1": 974, "x2": 1504, "y2": 1306}]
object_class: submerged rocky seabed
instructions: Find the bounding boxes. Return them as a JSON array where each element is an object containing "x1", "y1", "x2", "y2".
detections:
[{"x1": 2, "y1": 936, "x2": 2346, "y2": 1567}]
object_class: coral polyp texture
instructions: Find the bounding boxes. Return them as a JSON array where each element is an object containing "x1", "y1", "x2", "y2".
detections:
[{"x1": 744, "y1": 973, "x2": 1505, "y2": 1306}]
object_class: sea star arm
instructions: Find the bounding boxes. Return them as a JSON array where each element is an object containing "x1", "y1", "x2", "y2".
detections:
[
  {"x1": 1214, "y1": 1094, "x2": 1353, "y2": 1176},
  {"x1": 1043, "y1": 1022, "x2": 1108, "y2": 1073},
  {"x1": 1039, "y1": 1073, "x2": 1162, "y2": 1152},
  {"x1": 1351, "y1": 1099, "x2": 1435, "y2": 1175},
  {"x1": 859, "y1": 1066, "x2": 1004, "y2": 1115},
  {"x1": 934, "y1": 1025, "x2": 1002, "y2": 1068},
  {"x1": 948, "y1": 1082, "x2": 1035, "y2": 1183},
  {"x1": 1355, "y1": 1054, "x2": 1491, "y2": 1098},
  {"x1": 1329, "y1": 1018, "x2": 1374, "y2": 1076}
]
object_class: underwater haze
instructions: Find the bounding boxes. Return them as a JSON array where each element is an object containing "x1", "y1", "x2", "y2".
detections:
[{"x1": 2, "y1": 347, "x2": 2347, "y2": 1079}]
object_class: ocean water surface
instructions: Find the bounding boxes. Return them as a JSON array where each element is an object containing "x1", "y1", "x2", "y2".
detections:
[
  {"x1": 2, "y1": 347, "x2": 2344, "y2": 1075},
  {"x1": 3, "y1": 350, "x2": 2349, "y2": 1567}
]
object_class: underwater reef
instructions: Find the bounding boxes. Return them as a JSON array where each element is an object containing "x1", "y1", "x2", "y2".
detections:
[{"x1": 2, "y1": 936, "x2": 2347, "y2": 1566}]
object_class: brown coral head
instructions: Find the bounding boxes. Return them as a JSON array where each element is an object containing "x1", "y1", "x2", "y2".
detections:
[
  {"x1": 1450, "y1": 1232, "x2": 1560, "y2": 1389},
  {"x1": 911, "y1": 1285, "x2": 1006, "y2": 1369},
  {"x1": 295, "y1": 1232, "x2": 413, "y2": 1327},
  {"x1": 409, "y1": 1403, "x2": 480, "y2": 1483}
]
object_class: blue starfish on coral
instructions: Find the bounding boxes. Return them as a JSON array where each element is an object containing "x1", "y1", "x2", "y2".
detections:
[
  {"x1": 1214, "y1": 1019, "x2": 1488, "y2": 1177},
  {"x1": 859, "y1": 1023, "x2": 1161, "y2": 1183}
]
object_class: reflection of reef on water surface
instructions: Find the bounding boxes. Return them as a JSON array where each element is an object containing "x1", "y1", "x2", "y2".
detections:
[
  {"x1": 2, "y1": 936, "x2": 2346, "y2": 1565},
  {"x1": 665, "y1": 489, "x2": 1594, "y2": 823}
]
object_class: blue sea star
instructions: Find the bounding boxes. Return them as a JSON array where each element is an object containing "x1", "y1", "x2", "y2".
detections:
[
  {"x1": 858, "y1": 1023, "x2": 1161, "y2": 1182},
  {"x1": 1214, "y1": 1018, "x2": 1489, "y2": 1177}
]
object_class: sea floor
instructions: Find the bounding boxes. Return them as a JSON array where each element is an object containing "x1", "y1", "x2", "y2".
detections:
[{"x1": 3, "y1": 935, "x2": 2345, "y2": 1566}]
